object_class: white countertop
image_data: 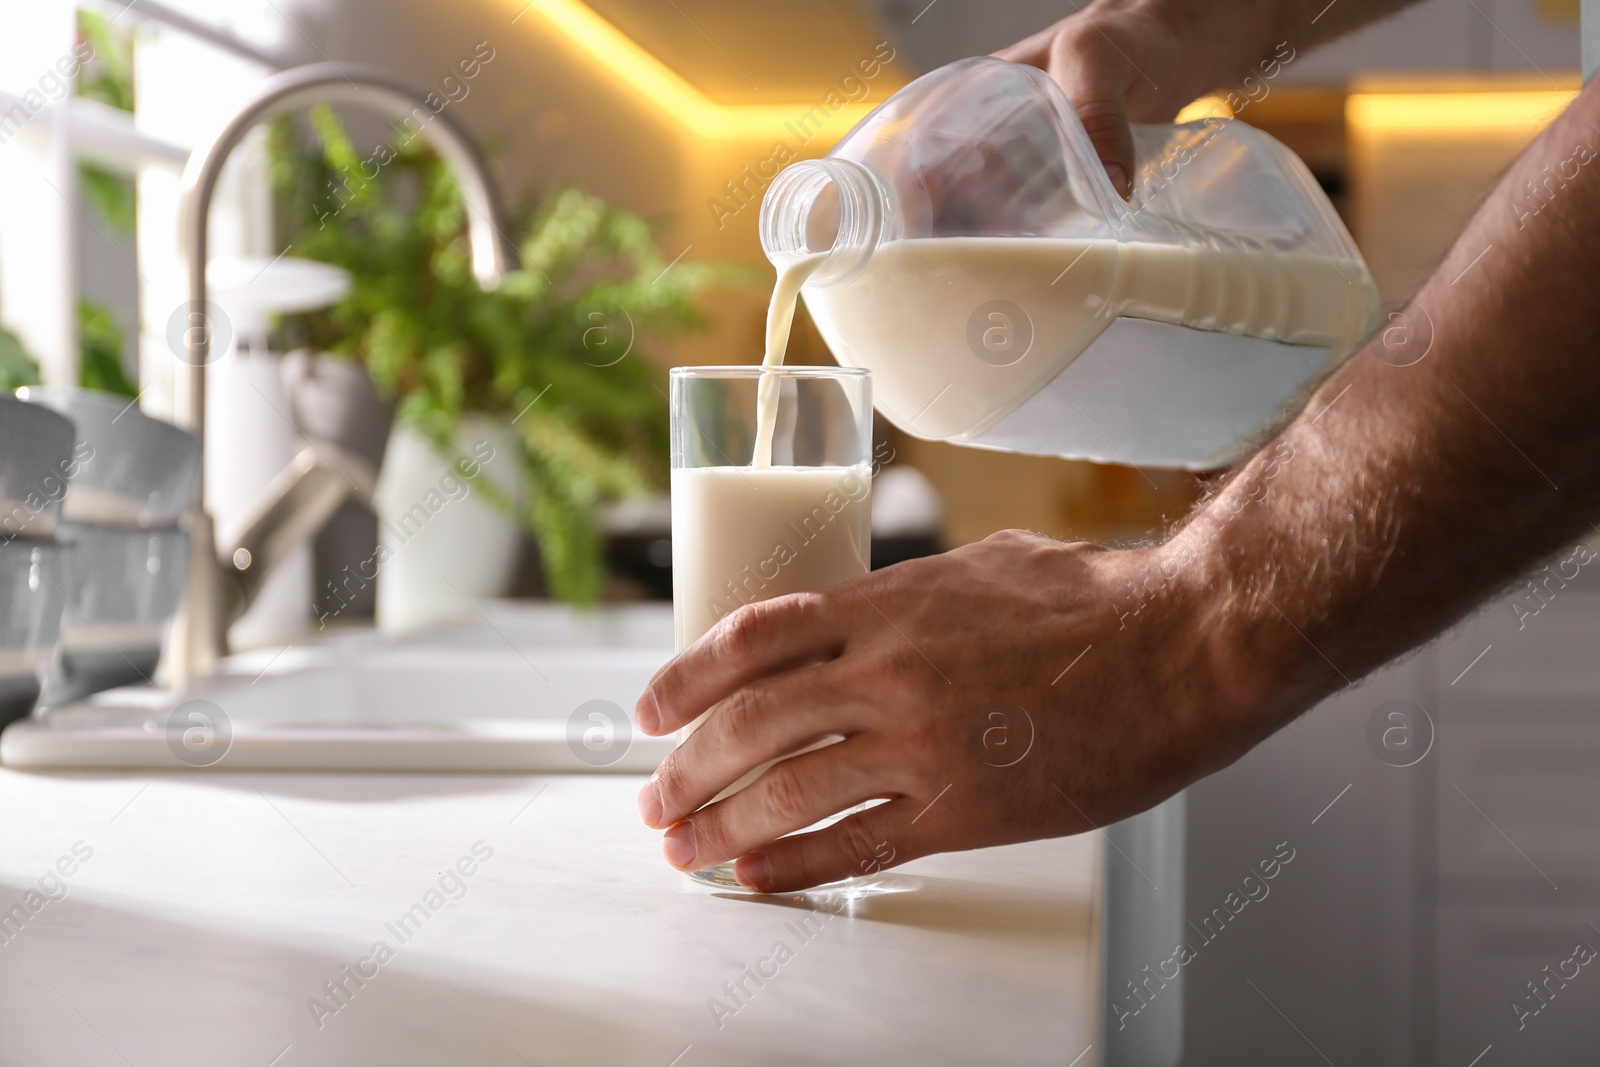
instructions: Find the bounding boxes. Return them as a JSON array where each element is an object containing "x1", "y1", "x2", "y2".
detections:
[{"x1": 0, "y1": 769, "x2": 1099, "y2": 1066}]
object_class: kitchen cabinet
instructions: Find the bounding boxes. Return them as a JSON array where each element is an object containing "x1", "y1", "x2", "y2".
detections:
[
  {"x1": 1436, "y1": 903, "x2": 1600, "y2": 1064},
  {"x1": 1435, "y1": 699, "x2": 1600, "y2": 885},
  {"x1": 1430, "y1": 577, "x2": 1600, "y2": 1064},
  {"x1": 1172, "y1": 647, "x2": 1429, "y2": 1066},
  {"x1": 1140, "y1": 557, "x2": 1600, "y2": 1065}
]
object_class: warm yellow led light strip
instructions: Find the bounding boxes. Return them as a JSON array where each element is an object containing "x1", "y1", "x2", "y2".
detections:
[
  {"x1": 1175, "y1": 94, "x2": 1233, "y2": 122},
  {"x1": 1346, "y1": 90, "x2": 1578, "y2": 132},
  {"x1": 515, "y1": 0, "x2": 878, "y2": 139}
]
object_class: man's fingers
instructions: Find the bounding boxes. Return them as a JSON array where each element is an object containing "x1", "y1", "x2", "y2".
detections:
[
  {"x1": 659, "y1": 740, "x2": 897, "y2": 873},
  {"x1": 637, "y1": 592, "x2": 848, "y2": 736},
  {"x1": 733, "y1": 800, "x2": 921, "y2": 894},
  {"x1": 641, "y1": 668, "x2": 868, "y2": 829},
  {"x1": 1048, "y1": 30, "x2": 1136, "y2": 196},
  {"x1": 992, "y1": 28, "x2": 1138, "y2": 197}
]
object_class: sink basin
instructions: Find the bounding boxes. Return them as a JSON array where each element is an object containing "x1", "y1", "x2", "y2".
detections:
[{"x1": 1, "y1": 602, "x2": 676, "y2": 772}]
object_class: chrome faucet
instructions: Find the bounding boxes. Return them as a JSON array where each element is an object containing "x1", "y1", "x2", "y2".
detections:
[{"x1": 165, "y1": 63, "x2": 512, "y2": 688}]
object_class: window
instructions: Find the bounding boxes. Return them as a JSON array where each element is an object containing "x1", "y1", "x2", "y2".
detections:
[{"x1": 0, "y1": 0, "x2": 291, "y2": 418}]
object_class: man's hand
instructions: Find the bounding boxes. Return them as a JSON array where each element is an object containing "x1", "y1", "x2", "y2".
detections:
[
  {"x1": 635, "y1": 532, "x2": 1255, "y2": 894},
  {"x1": 995, "y1": 5, "x2": 1190, "y2": 195},
  {"x1": 995, "y1": 0, "x2": 1422, "y2": 194}
]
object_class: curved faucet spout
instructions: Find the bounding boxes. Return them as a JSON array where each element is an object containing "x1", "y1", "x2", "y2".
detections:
[
  {"x1": 178, "y1": 62, "x2": 512, "y2": 440},
  {"x1": 166, "y1": 62, "x2": 514, "y2": 688}
]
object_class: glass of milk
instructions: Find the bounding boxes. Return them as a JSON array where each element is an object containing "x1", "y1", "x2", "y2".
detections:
[{"x1": 669, "y1": 365, "x2": 872, "y2": 889}]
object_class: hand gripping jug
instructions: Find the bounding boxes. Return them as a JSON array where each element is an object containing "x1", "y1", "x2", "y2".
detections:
[{"x1": 758, "y1": 57, "x2": 1379, "y2": 470}]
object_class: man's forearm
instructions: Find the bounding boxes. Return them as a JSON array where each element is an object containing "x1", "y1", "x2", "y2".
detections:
[{"x1": 1177, "y1": 78, "x2": 1600, "y2": 741}]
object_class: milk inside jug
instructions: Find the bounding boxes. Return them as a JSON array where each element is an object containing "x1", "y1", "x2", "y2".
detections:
[{"x1": 757, "y1": 57, "x2": 1380, "y2": 470}]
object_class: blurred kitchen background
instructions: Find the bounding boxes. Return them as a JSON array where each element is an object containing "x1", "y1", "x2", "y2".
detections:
[
  {"x1": 2, "y1": 4, "x2": 1594, "y2": 1065},
  {"x1": 1, "y1": 0, "x2": 1582, "y2": 633}
]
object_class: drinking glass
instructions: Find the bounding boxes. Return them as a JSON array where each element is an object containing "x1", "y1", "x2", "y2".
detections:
[{"x1": 669, "y1": 365, "x2": 872, "y2": 889}]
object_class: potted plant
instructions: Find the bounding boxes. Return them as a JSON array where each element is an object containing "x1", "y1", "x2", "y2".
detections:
[{"x1": 267, "y1": 108, "x2": 744, "y2": 625}]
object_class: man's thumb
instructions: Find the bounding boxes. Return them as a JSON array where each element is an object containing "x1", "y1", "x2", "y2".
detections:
[
  {"x1": 1073, "y1": 101, "x2": 1135, "y2": 197},
  {"x1": 1044, "y1": 36, "x2": 1137, "y2": 198},
  {"x1": 991, "y1": 42, "x2": 1137, "y2": 199}
]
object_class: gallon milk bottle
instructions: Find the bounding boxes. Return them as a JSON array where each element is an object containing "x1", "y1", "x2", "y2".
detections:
[{"x1": 758, "y1": 57, "x2": 1380, "y2": 470}]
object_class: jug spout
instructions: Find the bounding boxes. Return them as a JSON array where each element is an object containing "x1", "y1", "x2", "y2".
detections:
[{"x1": 759, "y1": 158, "x2": 891, "y2": 287}]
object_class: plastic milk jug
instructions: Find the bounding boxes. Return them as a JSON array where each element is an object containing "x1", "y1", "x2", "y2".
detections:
[{"x1": 757, "y1": 57, "x2": 1379, "y2": 469}]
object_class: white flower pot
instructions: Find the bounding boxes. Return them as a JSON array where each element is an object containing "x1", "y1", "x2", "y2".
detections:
[{"x1": 370, "y1": 416, "x2": 523, "y2": 633}]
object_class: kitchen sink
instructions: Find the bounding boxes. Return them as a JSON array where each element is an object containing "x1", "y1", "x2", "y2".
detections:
[{"x1": 0, "y1": 602, "x2": 675, "y2": 773}]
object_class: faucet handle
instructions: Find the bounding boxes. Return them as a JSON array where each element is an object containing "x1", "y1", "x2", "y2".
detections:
[{"x1": 223, "y1": 440, "x2": 378, "y2": 613}]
